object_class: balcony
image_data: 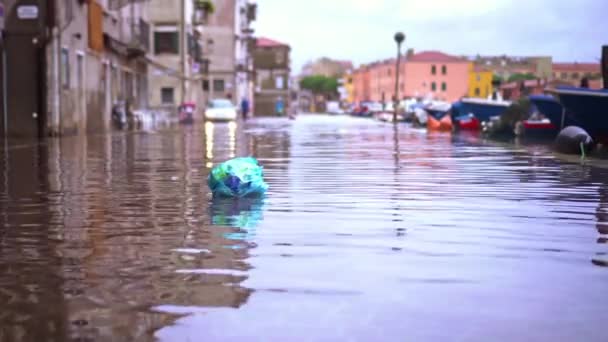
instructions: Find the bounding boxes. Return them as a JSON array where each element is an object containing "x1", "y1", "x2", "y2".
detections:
[{"x1": 132, "y1": 18, "x2": 150, "y2": 52}]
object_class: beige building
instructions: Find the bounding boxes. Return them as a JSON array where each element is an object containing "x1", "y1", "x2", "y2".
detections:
[
  {"x1": 202, "y1": 0, "x2": 256, "y2": 105},
  {"x1": 0, "y1": 0, "x2": 150, "y2": 137},
  {"x1": 147, "y1": 0, "x2": 205, "y2": 116},
  {"x1": 301, "y1": 57, "x2": 353, "y2": 78}
]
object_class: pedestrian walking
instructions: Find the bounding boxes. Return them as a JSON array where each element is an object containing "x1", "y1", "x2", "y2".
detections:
[{"x1": 241, "y1": 97, "x2": 250, "y2": 120}]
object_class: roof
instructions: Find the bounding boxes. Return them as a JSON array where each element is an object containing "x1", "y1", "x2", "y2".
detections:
[
  {"x1": 408, "y1": 51, "x2": 467, "y2": 63},
  {"x1": 256, "y1": 37, "x2": 289, "y2": 48},
  {"x1": 473, "y1": 65, "x2": 492, "y2": 72},
  {"x1": 552, "y1": 62, "x2": 600, "y2": 73}
]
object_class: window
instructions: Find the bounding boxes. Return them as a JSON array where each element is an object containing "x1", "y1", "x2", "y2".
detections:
[
  {"x1": 202, "y1": 79, "x2": 209, "y2": 91},
  {"x1": 154, "y1": 26, "x2": 179, "y2": 54},
  {"x1": 388, "y1": 68, "x2": 392, "y2": 76},
  {"x1": 431, "y1": 65, "x2": 436, "y2": 75},
  {"x1": 476, "y1": 74, "x2": 481, "y2": 81},
  {"x1": 442, "y1": 65, "x2": 447, "y2": 75},
  {"x1": 275, "y1": 76, "x2": 284, "y2": 89},
  {"x1": 561, "y1": 72, "x2": 567, "y2": 79},
  {"x1": 572, "y1": 72, "x2": 580, "y2": 79},
  {"x1": 431, "y1": 82, "x2": 436, "y2": 91},
  {"x1": 161, "y1": 87, "x2": 174, "y2": 104},
  {"x1": 61, "y1": 49, "x2": 70, "y2": 89},
  {"x1": 474, "y1": 87, "x2": 480, "y2": 96},
  {"x1": 213, "y1": 79, "x2": 225, "y2": 93},
  {"x1": 441, "y1": 82, "x2": 447, "y2": 91},
  {"x1": 275, "y1": 50, "x2": 284, "y2": 64}
]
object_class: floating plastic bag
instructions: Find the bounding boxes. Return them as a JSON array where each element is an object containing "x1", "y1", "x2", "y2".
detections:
[{"x1": 207, "y1": 157, "x2": 269, "y2": 197}]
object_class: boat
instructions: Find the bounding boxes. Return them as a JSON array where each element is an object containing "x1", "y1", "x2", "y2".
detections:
[
  {"x1": 528, "y1": 94, "x2": 568, "y2": 129},
  {"x1": 427, "y1": 113, "x2": 453, "y2": 131},
  {"x1": 451, "y1": 98, "x2": 512, "y2": 130},
  {"x1": 547, "y1": 87, "x2": 608, "y2": 143}
]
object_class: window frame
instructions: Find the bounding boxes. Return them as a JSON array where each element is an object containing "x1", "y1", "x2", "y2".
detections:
[
  {"x1": 213, "y1": 79, "x2": 225, "y2": 93},
  {"x1": 161, "y1": 87, "x2": 175, "y2": 104},
  {"x1": 154, "y1": 26, "x2": 179, "y2": 55}
]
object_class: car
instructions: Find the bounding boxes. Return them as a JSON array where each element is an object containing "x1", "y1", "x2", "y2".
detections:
[{"x1": 205, "y1": 99, "x2": 238, "y2": 121}]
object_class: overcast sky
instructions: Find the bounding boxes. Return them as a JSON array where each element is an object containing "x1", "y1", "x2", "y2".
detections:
[{"x1": 253, "y1": 0, "x2": 607, "y2": 74}]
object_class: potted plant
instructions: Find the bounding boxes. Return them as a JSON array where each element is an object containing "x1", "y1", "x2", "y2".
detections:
[{"x1": 194, "y1": 0, "x2": 215, "y2": 14}]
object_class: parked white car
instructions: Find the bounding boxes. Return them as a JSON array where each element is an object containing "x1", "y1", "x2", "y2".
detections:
[{"x1": 205, "y1": 99, "x2": 238, "y2": 121}]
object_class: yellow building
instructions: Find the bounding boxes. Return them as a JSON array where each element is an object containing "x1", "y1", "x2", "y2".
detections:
[
  {"x1": 468, "y1": 65, "x2": 493, "y2": 98},
  {"x1": 343, "y1": 73, "x2": 355, "y2": 103}
]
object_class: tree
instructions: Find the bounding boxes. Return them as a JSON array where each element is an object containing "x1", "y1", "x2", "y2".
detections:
[
  {"x1": 492, "y1": 74, "x2": 503, "y2": 84},
  {"x1": 299, "y1": 75, "x2": 338, "y2": 96},
  {"x1": 507, "y1": 72, "x2": 536, "y2": 83}
]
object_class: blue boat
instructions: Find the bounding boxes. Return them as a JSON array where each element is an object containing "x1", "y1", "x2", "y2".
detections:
[
  {"x1": 451, "y1": 98, "x2": 512, "y2": 124},
  {"x1": 548, "y1": 87, "x2": 608, "y2": 143},
  {"x1": 528, "y1": 94, "x2": 569, "y2": 129}
]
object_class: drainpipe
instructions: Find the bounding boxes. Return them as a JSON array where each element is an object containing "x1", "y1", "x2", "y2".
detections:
[
  {"x1": 2, "y1": 33, "x2": 6, "y2": 138},
  {"x1": 52, "y1": 27, "x2": 60, "y2": 135},
  {"x1": 180, "y1": 0, "x2": 186, "y2": 104}
]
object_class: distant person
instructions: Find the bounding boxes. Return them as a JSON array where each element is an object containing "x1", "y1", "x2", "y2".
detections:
[
  {"x1": 580, "y1": 77, "x2": 589, "y2": 88},
  {"x1": 240, "y1": 97, "x2": 250, "y2": 120},
  {"x1": 275, "y1": 97, "x2": 284, "y2": 116}
]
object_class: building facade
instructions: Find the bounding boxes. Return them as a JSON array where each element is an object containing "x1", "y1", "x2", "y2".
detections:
[
  {"x1": 552, "y1": 62, "x2": 602, "y2": 85},
  {"x1": 403, "y1": 51, "x2": 470, "y2": 102},
  {"x1": 199, "y1": 0, "x2": 255, "y2": 107},
  {"x1": 470, "y1": 55, "x2": 553, "y2": 81},
  {"x1": 301, "y1": 57, "x2": 353, "y2": 78},
  {"x1": 252, "y1": 37, "x2": 290, "y2": 116},
  {"x1": 468, "y1": 66, "x2": 493, "y2": 98},
  {"x1": 351, "y1": 51, "x2": 471, "y2": 104},
  {"x1": 147, "y1": 0, "x2": 206, "y2": 116},
  {"x1": 1, "y1": 0, "x2": 150, "y2": 138},
  {"x1": 352, "y1": 66, "x2": 370, "y2": 103}
]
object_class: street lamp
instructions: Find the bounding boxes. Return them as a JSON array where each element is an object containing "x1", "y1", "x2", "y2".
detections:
[{"x1": 393, "y1": 32, "x2": 405, "y2": 123}]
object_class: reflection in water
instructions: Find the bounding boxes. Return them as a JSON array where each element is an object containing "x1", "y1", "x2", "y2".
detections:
[
  {"x1": 210, "y1": 196, "x2": 266, "y2": 232},
  {"x1": 1, "y1": 115, "x2": 608, "y2": 341}
]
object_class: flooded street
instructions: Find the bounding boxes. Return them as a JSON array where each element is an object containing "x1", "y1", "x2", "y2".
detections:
[{"x1": 1, "y1": 115, "x2": 607, "y2": 341}]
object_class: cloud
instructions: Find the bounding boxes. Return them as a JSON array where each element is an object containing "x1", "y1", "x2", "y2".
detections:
[{"x1": 255, "y1": 0, "x2": 607, "y2": 73}]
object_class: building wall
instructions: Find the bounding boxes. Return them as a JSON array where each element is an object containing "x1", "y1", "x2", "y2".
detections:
[
  {"x1": 403, "y1": 61, "x2": 469, "y2": 101},
  {"x1": 253, "y1": 44, "x2": 290, "y2": 116},
  {"x1": 147, "y1": 0, "x2": 205, "y2": 118},
  {"x1": 204, "y1": 0, "x2": 237, "y2": 102},
  {"x1": 468, "y1": 69, "x2": 493, "y2": 99},
  {"x1": 41, "y1": 0, "x2": 150, "y2": 136},
  {"x1": 352, "y1": 68, "x2": 370, "y2": 103}
]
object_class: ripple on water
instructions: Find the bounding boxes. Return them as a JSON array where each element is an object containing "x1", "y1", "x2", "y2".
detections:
[{"x1": 0, "y1": 115, "x2": 607, "y2": 341}]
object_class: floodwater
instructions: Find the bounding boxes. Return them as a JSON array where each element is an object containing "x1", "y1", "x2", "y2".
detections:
[{"x1": 0, "y1": 115, "x2": 607, "y2": 342}]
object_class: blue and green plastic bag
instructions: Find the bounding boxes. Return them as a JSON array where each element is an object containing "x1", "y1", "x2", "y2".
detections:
[{"x1": 207, "y1": 157, "x2": 269, "y2": 197}]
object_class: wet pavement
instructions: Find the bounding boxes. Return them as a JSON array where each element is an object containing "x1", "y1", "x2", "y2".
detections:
[{"x1": 0, "y1": 115, "x2": 607, "y2": 341}]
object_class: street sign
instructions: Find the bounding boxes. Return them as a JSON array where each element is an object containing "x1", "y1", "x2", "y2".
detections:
[{"x1": 17, "y1": 5, "x2": 39, "y2": 20}]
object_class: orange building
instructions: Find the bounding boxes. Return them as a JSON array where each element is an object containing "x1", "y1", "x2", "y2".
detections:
[{"x1": 352, "y1": 65, "x2": 371, "y2": 103}]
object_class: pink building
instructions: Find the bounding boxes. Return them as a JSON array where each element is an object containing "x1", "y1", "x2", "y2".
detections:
[
  {"x1": 403, "y1": 51, "x2": 470, "y2": 102},
  {"x1": 367, "y1": 58, "x2": 403, "y2": 102},
  {"x1": 352, "y1": 50, "x2": 471, "y2": 104}
]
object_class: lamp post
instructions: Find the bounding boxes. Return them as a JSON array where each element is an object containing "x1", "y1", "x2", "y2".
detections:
[{"x1": 393, "y1": 32, "x2": 405, "y2": 124}]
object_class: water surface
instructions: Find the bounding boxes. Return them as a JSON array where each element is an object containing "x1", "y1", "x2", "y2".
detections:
[{"x1": 1, "y1": 115, "x2": 607, "y2": 341}]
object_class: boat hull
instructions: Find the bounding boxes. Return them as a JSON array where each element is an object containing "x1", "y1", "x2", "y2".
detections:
[
  {"x1": 451, "y1": 99, "x2": 511, "y2": 129},
  {"x1": 552, "y1": 87, "x2": 608, "y2": 143}
]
